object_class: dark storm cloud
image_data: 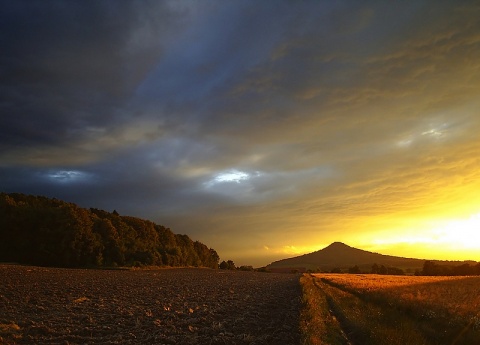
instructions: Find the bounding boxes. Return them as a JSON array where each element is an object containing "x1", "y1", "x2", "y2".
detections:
[{"x1": 0, "y1": 0, "x2": 178, "y2": 151}]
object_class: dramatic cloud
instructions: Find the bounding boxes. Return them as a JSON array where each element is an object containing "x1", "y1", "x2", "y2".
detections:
[{"x1": 2, "y1": 1, "x2": 480, "y2": 266}]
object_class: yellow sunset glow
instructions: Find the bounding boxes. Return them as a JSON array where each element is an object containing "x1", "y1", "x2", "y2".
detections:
[
  {"x1": 431, "y1": 213, "x2": 480, "y2": 249},
  {"x1": 356, "y1": 212, "x2": 480, "y2": 262}
]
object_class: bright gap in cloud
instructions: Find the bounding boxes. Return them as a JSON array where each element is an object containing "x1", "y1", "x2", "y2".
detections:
[
  {"x1": 46, "y1": 170, "x2": 91, "y2": 183},
  {"x1": 203, "y1": 169, "x2": 261, "y2": 188},
  {"x1": 214, "y1": 170, "x2": 249, "y2": 183},
  {"x1": 395, "y1": 120, "x2": 452, "y2": 148}
]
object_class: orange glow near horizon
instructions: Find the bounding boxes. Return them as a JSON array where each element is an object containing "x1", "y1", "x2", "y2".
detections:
[
  {"x1": 248, "y1": 205, "x2": 480, "y2": 266},
  {"x1": 270, "y1": 197, "x2": 480, "y2": 265},
  {"x1": 337, "y1": 177, "x2": 480, "y2": 263},
  {"x1": 352, "y1": 211, "x2": 480, "y2": 262}
]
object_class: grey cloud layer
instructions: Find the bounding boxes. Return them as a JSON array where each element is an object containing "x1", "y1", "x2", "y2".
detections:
[{"x1": 1, "y1": 1, "x2": 177, "y2": 153}]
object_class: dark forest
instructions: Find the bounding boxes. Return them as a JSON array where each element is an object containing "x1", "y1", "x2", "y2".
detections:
[{"x1": 0, "y1": 193, "x2": 219, "y2": 269}]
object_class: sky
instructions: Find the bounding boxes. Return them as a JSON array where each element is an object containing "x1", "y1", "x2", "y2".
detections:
[{"x1": 2, "y1": 0, "x2": 480, "y2": 267}]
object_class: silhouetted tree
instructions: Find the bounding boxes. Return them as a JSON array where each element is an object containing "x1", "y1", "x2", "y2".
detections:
[
  {"x1": 421, "y1": 261, "x2": 454, "y2": 276},
  {"x1": 219, "y1": 260, "x2": 236, "y2": 270},
  {"x1": 226, "y1": 260, "x2": 236, "y2": 270},
  {"x1": 238, "y1": 265, "x2": 254, "y2": 271},
  {"x1": 422, "y1": 261, "x2": 440, "y2": 276},
  {"x1": 348, "y1": 265, "x2": 361, "y2": 274},
  {"x1": 386, "y1": 266, "x2": 405, "y2": 275},
  {"x1": 453, "y1": 263, "x2": 474, "y2": 276}
]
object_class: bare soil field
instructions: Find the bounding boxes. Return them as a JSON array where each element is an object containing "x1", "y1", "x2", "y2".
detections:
[{"x1": 0, "y1": 265, "x2": 301, "y2": 345}]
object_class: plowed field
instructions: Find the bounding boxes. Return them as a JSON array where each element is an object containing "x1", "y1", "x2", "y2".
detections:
[{"x1": 0, "y1": 265, "x2": 301, "y2": 344}]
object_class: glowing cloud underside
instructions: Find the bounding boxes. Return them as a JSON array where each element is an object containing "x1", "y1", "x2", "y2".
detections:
[
  {"x1": 203, "y1": 169, "x2": 262, "y2": 189},
  {"x1": 214, "y1": 170, "x2": 249, "y2": 183},
  {"x1": 46, "y1": 170, "x2": 90, "y2": 183}
]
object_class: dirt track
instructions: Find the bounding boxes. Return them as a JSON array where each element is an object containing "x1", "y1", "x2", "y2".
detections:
[{"x1": 0, "y1": 265, "x2": 301, "y2": 344}]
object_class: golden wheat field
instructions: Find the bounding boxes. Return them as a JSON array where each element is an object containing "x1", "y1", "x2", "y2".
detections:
[
  {"x1": 316, "y1": 274, "x2": 480, "y2": 319},
  {"x1": 301, "y1": 274, "x2": 480, "y2": 345}
]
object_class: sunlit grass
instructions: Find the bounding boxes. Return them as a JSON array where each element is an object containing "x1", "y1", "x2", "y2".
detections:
[
  {"x1": 322, "y1": 278, "x2": 429, "y2": 344},
  {"x1": 309, "y1": 274, "x2": 480, "y2": 344},
  {"x1": 300, "y1": 275, "x2": 347, "y2": 345},
  {"x1": 316, "y1": 274, "x2": 480, "y2": 319}
]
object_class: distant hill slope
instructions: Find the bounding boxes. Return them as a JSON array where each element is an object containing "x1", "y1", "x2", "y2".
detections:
[{"x1": 267, "y1": 242, "x2": 427, "y2": 272}]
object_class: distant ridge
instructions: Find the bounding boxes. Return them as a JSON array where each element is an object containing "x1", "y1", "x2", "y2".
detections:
[{"x1": 267, "y1": 242, "x2": 427, "y2": 272}]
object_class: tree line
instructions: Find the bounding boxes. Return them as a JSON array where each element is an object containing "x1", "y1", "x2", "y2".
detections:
[
  {"x1": 343, "y1": 261, "x2": 480, "y2": 276},
  {"x1": 0, "y1": 193, "x2": 219, "y2": 269},
  {"x1": 326, "y1": 264, "x2": 406, "y2": 275},
  {"x1": 417, "y1": 260, "x2": 480, "y2": 276},
  {"x1": 218, "y1": 260, "x2": 254, "y2": 271}
]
